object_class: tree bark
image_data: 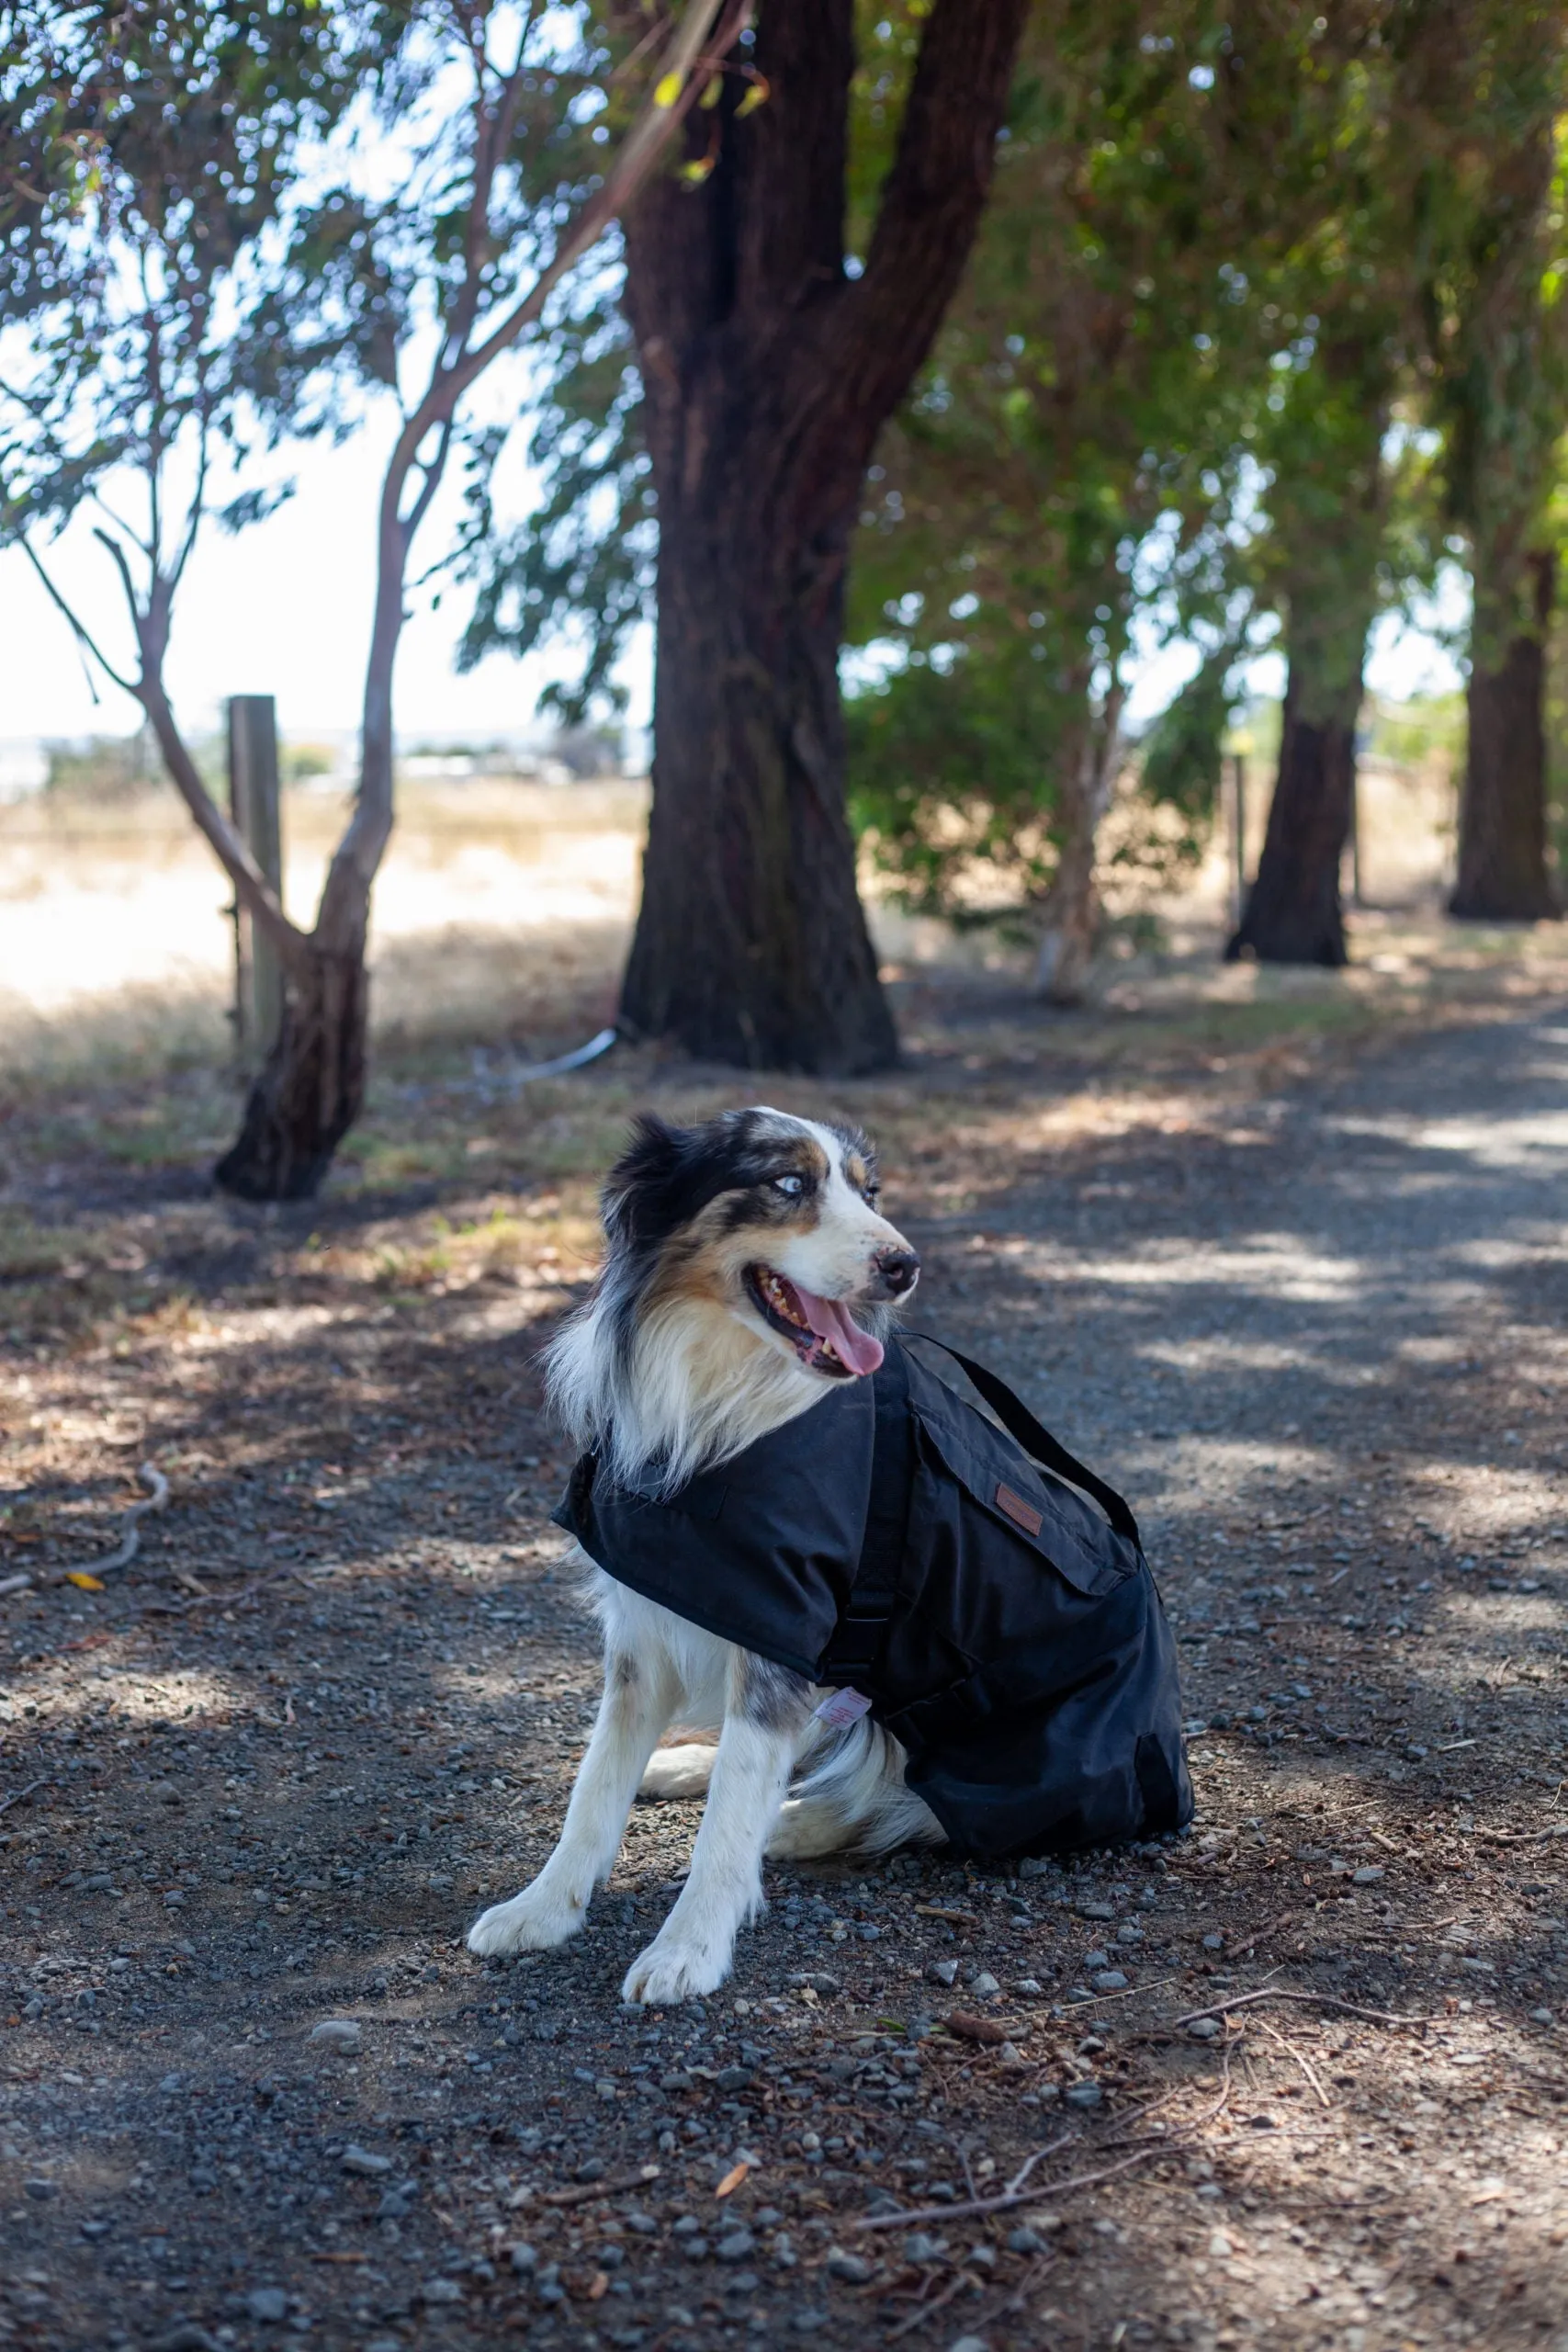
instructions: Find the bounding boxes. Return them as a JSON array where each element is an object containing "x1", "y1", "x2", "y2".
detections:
[
  {"x1": 1451, "y1": 547, "x2": 1561, "y2": 921},
  {"x1": 1033, "y1": 686, "x2": 1123, "y2": 1004},
  {"x1": 619, "y1": 0, "x2": 1029, "y2": 1071},
  {"x1": 1226, "y1": 657, "x2": 1360, "y2": 967},
  {"x1": 213, "y1": 938, "x2": 370, "y2": 1203}
]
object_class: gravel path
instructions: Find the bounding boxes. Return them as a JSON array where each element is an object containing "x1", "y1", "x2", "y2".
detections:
[{"x1": 2, "y1": 995, "x2": 1565, "y2": 2352}]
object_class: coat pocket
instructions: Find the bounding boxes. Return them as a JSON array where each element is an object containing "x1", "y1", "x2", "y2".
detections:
[{"x1": 910, "y1": 1408, "x2": 1139, "y2": 1600}]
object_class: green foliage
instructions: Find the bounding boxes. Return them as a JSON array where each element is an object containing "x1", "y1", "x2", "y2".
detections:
[
  {"x1": 455, "y1": 315, "x2": 649, "y2": 722},
  {"x1": 846, "y1": 638, "x2": 1082, "y2": 915},
  {"x1": 1415, "y1": 9, "x2": 1568, "y2": 664},
  {"x1": 0, "y1": 0, "x2": 390, "y2": 697},
  {"x1": 1365, "y1": 692, "x2": 1466, "y2": 769},
  {"x1": 1137, "y1": 652, "x2": 1239, "y2": 838},
  {"x1": 841, "y1": 0, "x2": 1285, "y2": 915}
]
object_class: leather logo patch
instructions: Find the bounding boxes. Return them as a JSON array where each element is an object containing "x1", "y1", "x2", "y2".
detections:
[{"x1": 996, "y1": 1482, "x2": 1043, "y2": 1537}]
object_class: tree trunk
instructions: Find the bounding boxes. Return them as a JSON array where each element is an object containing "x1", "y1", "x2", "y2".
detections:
[
  {"x1": 214, "y1": 351, "x2": 402, "y2": 1202},
  {"x1": 1451, "y1": 547, "x2": 1561, "y2": 921},
  {"x1": 623, "y1": 492, "x2": 894, "y2": 1069},
  {"x1": 619, "y1": 0, "x2": 1029, "y2": 1070},
  {"x1": 1226, "y1": 658, "x2": 1361, "y2": 967},
  {"x1": 214, "y1": 938, "x2": 370, "y2": 1202},
  {"x1": 1033, "y1": 688, "x2": 1122, "y2": 1004}
]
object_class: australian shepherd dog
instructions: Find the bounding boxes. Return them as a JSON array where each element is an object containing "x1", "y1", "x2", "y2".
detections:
[{"x1": 467, "y1": 1107, "x2": 945, "y2": 2006}]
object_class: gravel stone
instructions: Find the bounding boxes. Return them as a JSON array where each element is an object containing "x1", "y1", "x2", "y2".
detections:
[
  {"x1": 309, "y1": 2018, "x2": 362, "y2": 2052},
  {"x1": 826, "y1": 2247, "x2": 874, "y2": 2283}
]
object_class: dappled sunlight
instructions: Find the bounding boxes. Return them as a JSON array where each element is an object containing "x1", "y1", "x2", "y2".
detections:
[
  {"x1": 1332, "y1": 1106, "x2": 1568, "y2": 1169},
  {"x1": 3, "y1": 798, "x2": 1568, "y2": 2352}
]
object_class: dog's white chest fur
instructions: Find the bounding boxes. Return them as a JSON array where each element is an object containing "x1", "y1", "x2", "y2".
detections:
[{"x1": 463, "y1": 1104, "x2": 934, "y2": 2003}]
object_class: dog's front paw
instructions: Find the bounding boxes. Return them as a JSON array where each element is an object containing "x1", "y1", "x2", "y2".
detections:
[
  {"x1": 620, "y1": 1931, "x2": 731, "y2": 2007},
  {"x1": 467, "y1": 1878, "x2": 586, "y2": 1959}
]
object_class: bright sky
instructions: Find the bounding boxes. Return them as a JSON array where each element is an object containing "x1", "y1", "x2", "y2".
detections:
[
  {"x1": 1, "y1": 401, "x2": 621, "y2": 752},
  {"x1": 3, "y1": 401, "x2": 1466, "y2": 754}
]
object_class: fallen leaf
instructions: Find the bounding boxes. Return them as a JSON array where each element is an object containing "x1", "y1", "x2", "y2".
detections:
[
  {"x1": 715, "y1": 2161, "x2": 749, "y2": 2199},
  {"x1": 63, "y1": 1572, "x2": 104, "y2": 1591}
]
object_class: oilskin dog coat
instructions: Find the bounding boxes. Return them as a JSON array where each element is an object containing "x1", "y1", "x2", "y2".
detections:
[{"x1": 553, "y1": 1334, "x2": 1193, "y2": 1859}]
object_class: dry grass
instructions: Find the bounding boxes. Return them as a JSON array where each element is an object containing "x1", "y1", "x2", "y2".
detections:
[{"x1": 3, "y1": 774, "x2": 1568, "y2": 2352}]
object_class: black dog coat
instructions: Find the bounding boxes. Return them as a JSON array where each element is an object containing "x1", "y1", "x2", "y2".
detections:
[{"x1": 553, "y1": 1334, "x2": 1192, "y2": 1859}]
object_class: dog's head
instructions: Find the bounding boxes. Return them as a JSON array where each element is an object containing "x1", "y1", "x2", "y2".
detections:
[{"x1": 600, "y1": 1107, "x2": 919, "y2": 1381}]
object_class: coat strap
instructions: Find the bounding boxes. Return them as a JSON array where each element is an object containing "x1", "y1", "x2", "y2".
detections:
[
  {"x1": 907, "y1": 1331, "x2": 1143, "y2": 1551},
  {"x1": 822, "y1": 1338, "x2": 914, "y2": 1684}
]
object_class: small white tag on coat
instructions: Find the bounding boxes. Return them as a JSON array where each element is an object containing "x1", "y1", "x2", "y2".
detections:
[{"x1": 814, "y1": 1688, "x2": 874, "y2": 1728}]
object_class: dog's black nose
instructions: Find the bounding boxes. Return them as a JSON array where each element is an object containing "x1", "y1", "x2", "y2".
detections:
[{"x1": 874, "y1": 1247, "x2": 920, "y2": 1296}]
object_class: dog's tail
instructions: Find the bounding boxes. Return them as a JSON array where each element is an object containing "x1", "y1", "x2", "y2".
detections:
[{"x1": 785, "y1": 1714, "x2": 945, "y2": 1856}]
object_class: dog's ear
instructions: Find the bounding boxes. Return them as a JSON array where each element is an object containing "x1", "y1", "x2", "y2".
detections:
[{"x1": 602, "y1": 1114, "x2": 690, "y2": 1249}]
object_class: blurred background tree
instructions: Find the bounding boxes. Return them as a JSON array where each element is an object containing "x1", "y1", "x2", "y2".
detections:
[{"x1": 1415, "y1": 2, "x2": 1568, "y2": 922}]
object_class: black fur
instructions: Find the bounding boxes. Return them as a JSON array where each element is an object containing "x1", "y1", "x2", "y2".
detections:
[
  {"x1": 597, "y1": 1111, "x2": 881, "y2": 1374},
  {"x1": 736, "y1": 1653, "x2": 815, "y2": 1734},
  {"x1": 602, "y1": 1112, "x2": 804, "y2": 1251}
]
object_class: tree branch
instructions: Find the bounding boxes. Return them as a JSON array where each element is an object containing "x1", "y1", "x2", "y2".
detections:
[
  {"x1": 431, "y1": 0, "x2": 746, "y2": 420},
  {"x1": 16, "y1": 534, "x2": 138, "y2": 697},
  {"x1": 85, "y1": 525, "x2": 307, "y2": 964},
  {"x1": 845, "y1": 0, "x2": 1030, "y2": 419},
  {"x1": 313, "y1": 0, "x2": 747, "y2": 951},
  {"x1": 138, "y1": 670, "x2": 309, "y2": 968}
]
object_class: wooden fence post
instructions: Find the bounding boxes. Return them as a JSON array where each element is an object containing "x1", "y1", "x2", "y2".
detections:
[
  {"x1": 228, "y1": 695, "x2": 284, "y2": 1068},
  {"x1": 1230, "y1": 749, "x2": 1247, "y2": 929}
]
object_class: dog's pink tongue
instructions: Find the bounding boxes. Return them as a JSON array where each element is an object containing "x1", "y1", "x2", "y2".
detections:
[{"x1": 793, "y1": 1284, "x2": 885, "y2": 1375}]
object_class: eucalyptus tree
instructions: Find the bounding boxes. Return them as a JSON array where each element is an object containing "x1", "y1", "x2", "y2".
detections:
[
  {"x1": 841, "y1": 0, "x2": 1265, "y2": 1001},
  {"x1": 1415, "y1": 3, "x2": 1568, "y2": 923},
  {"x1": 610, "y1": 0, "x2": 1030, "y2": 1075},
  {"x1": 1, "y1": 0, "x2": 739, "y2": 1197}
]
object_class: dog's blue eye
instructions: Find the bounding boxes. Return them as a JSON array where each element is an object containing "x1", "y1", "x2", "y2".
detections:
[{"x1": 773, "y1": 1174, "x2": 806, "y2": 1198}]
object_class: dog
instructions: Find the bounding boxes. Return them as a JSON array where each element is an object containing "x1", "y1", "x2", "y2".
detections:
[{"x1": 467, "y1": 1106, "x2": 945, "y2": 2006}]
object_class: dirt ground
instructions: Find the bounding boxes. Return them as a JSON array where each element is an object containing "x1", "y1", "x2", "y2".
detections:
[{"x1": 3, "y1": 791, "x2": 1568, "y2": 2352}]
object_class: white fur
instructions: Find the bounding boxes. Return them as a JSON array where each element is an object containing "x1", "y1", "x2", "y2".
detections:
[{"x1": 468, "y1": 1110, "x2": 943, "y2": 2002}]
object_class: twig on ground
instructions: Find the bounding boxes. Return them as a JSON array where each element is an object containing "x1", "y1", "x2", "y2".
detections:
[
  {"x1": 958, "y1": 2255, "x2": 1058, "y2": 2340},
  {"x1": 1230, "y1": 1908, "x2": 1301, "y2": 1961},
  {"x1": 857, "y1": 2143, "x2": 1161, "y2": 2234},
  {"x1": 140, "y1": 1562, "x2": 307, "y2": 1617},
  {"x1": 540, "y1": 2163, "x2": 661, "y2": 2209},
  {"x1": 1473, "y1": 1822, "x2": 1568, "y2": 1846},
  {"x1": 1259, "y1": 2018, "x2": 1332, "y2": 2109},
  {"x1": 1168, "y1": 1990, "x2": 1439, "y2": 2030},
  {"x1": 0, "y1": 1778, "x2": 46, "y2": 1817},
  {"x1": 884, "y1": 2267, "x2": 987, "y2": 2342},
  {"x1": 863, "y1": 2063, "x2": 1239, "y2": 2242}
]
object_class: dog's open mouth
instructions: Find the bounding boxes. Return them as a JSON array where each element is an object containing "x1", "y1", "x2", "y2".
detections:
[{"x1": 743, "y1": 1265, "x2": 885, "y2": 1378}]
